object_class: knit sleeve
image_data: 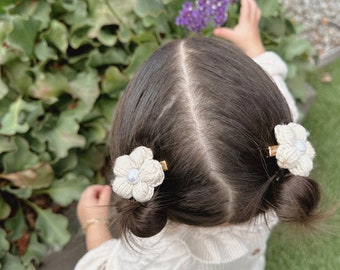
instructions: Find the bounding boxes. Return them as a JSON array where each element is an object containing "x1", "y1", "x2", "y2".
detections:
[{"x1": 252, "y1": 51, "x2": 299, "y2": 122}]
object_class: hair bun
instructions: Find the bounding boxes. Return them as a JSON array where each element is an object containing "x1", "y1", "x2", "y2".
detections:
[
  {"x1": 272, "y1": 174, "x2": 321, "y2": 225},
  {"x1": 115, "y1": 197, "x2": 167, "y2": 238}
]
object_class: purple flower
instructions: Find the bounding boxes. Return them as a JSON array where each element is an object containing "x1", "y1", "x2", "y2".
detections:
[{"x1": 176, "y1": 0, "x2": 237, "y2": 33}]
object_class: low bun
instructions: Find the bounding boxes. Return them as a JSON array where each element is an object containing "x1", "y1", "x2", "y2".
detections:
[
  {"x1": 272, "y1": 174, "x2": 321, "y2": 225},
  {"x1": 115, "y1": 195, "x2": 167, "y2": 238}
]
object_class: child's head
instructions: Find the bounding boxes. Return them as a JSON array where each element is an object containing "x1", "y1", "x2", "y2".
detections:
[{"x1": 109, "y1": 37, "x2": 321, "y2": 237}]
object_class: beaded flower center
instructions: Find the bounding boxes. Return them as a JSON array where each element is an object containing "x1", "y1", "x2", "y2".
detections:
[
  {"x1": 296, "y1": 140, "x2": 307, "y2": 154},
  {"x1": 127, "y1": 168, "x2": 140, "y2": 184}
]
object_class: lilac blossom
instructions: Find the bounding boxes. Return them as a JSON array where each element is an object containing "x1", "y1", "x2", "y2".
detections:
[{"x1": 176, "y1": 0, "x2": 237, "y2": 33}]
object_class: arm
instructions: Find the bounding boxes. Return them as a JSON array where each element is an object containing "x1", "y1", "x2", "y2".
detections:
[
  {"x1": 77, "y1": 185, "x2": 113, "y2": 250},
  {"x1": 214, "y1": 0, "x2": 299, "y2": 121}
]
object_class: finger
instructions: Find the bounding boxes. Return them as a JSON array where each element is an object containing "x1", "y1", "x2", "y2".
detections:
[
  {"x1": 83, "y1": 185, "x2": 106, "y2": 200},
  {"x1": 213, "y1": 28, "x2": 236, "y2": 42},
  {"x1": 99, "y1": 185, "x2": 112, "y2": 205},
  {"x1": 239, "y1": 0, "x2": 250, "y2": 23},
  {"x1": 248, "y1": 0, "x2": 261, "y2": 22}
]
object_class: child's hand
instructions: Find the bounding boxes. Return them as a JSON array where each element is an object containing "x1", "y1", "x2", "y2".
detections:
[
  {"x1": 214, "y1": 0, "x2": 265, "y2": 58},
  {"x1": 77, "y1": 185, "x2": 112, "y2": 229}
]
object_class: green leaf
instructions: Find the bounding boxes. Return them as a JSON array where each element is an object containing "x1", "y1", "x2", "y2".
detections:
[
  {"x1": 2, "y1": 62, "x2": 33, "y2": 93},
  {"x1": 287, "y1": 73, "x2": 308, "y2": 103},
  {"x1": 96, "y1": 96, "x2": 117, "y2": 122},
  {"x1": 55, "y1": 0, "x2": 78, "y2": 11},
  {"x1": 45, "y1": 20, "x2": 69, "y2": 54},
  {"x1": 2, "y1": 136, "x2": 39, "y2": 173},
  {"x1": 25, "y1": 134, "x2": 46, "y2": 154},
  {"x1": 69, "y1": 21, "x2": 92, "y2": 49},
  {"x1": 74, "y1": 145, "x2": 106, "y2": 178},
  {"x1": 4, "y1": 207, "x2": 27, "y2": 241},
  {"x1": 87, "y1": 0, "x2": 136, "y2": 41},
  {"x1": 29, "y1": 72, "x2": 69, "y2": 104},
  {"x1": 2, "y1": 186, "x2": 32, "y2": 199},
  {"x1": 0, "y1": 162, "x2": 54, "y2": 189},
  {"x1": 283, "y1": 37, "x2": 314, "y2": 61},
  {"x1": 34, "y1": 40, "x2": 58, "y2": 62},
  {"x1": 0, "y1": 97, "x2": 43, "y2": 135},
  {"x1": 62, "y1": 0, "x2": 88, "y2": 25},
  {"x1": 97, "y1": 26, "x2": 118, "y2": 46},
  {"x1": 124, "y1": 42, "x2": 158, "y2": 77},
  {"x1": 30, "y1": 0, "x2": 52, "y2": 31},
  {"x1": 0, "y1": 0, "x2": 15, "y2": 14},
  {"x1": 0, "y1": 197, "x2": 11, "y2": 220},
  {"x1": 27, "y1": 203, "x2": 71, "y2": 248},
  {"x1": 257, "y1": 0, "x2": 280, "y2": 17},
  {"x1": 21, "y1": 232, "x2": 47, "y2": 267},
  {"x1": 102, "y1": 66, "x2": 129, "y2": 97},
  {"x1": 38, "y1": 173, "x2": 89, "y2": 207},
  {"x1": 52, "y1": 150, "x2": 78, "y2": 178},
  {"x1": 7, "y1": 17, "x2": 41, "y2": 57},
  {"x1": 0, "y1": 228, "x2": 10, "y2": 257},
  {"x1": 32, "y1": 114, "x2": 86, "y2": 160},
  {"x1": 135, "y1": 0, "x2": 164, "y2": 18},
  {"x1": 81, "y1": 119, "x2": 107, "y2": 146},
  {"x1": 68, "y1": 70, "x2": 100, "y2": 112},
  {"x1": 0, "y1": 136, "x2": 16, "y2": 154},
  {"x1": 87, "y1": 48, "x2": 129, "y2": 67},
  {"x1": 118, "y1": 25, "x2": 132, "y2": 43},
  {"x1": 0, "y1": 44, "x2": 20, "y2": 65},
  {"x1": 0, "y1": 19, "x2": 13, "y2": 43},
  {"x1": 262, "y1": 17, "x2": 286, "y2": 37},
  {"x1": 1, "y1": 252, "x2": 25, "y2": 270}
]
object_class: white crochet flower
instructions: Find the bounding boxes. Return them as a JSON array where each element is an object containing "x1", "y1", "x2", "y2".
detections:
[
  {"x1": 111, "y1": 146, "x2": 165, "y2": 202},
  {"x1": 274, "y1": 123, "x2": 315, "y2": 177}
]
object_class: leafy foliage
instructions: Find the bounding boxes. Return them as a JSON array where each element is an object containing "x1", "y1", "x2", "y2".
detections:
[{"x1": 0, "y1": 0, "x2": 314, "y2": 268}]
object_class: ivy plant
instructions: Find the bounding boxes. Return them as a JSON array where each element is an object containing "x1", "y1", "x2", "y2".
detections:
[{"x1": 0, "y1": 0, "x2": 314, "y2": 268}]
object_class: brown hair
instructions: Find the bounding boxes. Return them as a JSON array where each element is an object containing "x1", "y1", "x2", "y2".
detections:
[{"x1": 109, "y1": 37, "x2": 321, "y2": 238}]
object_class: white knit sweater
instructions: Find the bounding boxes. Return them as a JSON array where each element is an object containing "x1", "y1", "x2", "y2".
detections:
[
  {"x1": 75, "y1": 212, "x2": 278, "y2": 270},
  {"x1": 75, "y1": 52, "x2": 297, "y2": 270}
]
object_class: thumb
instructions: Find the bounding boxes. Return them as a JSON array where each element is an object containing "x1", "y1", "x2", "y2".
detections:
[
  {"x1": 214, "y1": 27, "x2": 239, "y2": 45},
  {"x1": 213, "y1": 28, "x2": 237, "y2": 42}
]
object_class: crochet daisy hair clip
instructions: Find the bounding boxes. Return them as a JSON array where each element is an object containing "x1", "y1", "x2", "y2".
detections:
[{"x1": 268, "y1": 123, "x2": 316, "y2": 177}]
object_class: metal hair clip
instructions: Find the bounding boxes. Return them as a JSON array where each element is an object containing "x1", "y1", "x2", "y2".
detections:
[
  {"x1": 160, "y1": 161, "x2": 168, "y2": 171},
  {"x1": 268, "y1": 145, "x2": 279, "y2": 157}
]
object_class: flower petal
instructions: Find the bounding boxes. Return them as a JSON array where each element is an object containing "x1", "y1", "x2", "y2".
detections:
[
  {"x1": 139, "y1": 159, "x2": 165, "y2": 186},
  {"x1": 305, "y1": 141, "x2": 316, "y2": 159},
  {"x1": 289, "y1": 155, "x2": 313, "y2": 177},
  {"x1": 129, "y1": 146, "x2": 153, "y2": 168},
  {"x1": 113, "y1": 155, "x2": 134, "y2": 177},
  {"x1": 276, "y1": 144, "x2": 300, "y2": 168},
  {"x1": 132, "y1": 181, "x2": 154, "y2": 202},
  {"x1": 112, "y1": 177, "x2": 133, "y2": 199},
  {"x1": 289, "y1": 123, "x2": 307, "y2": 141},
  {"x1": 274, "y1": 124, "x2": 296, "y2": 145}
]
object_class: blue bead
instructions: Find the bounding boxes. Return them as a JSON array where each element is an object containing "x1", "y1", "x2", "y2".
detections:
[
  {"x1": 296, "y1": 140, "x2": 307, "y2": 153},
  {"x1": 127, "y1": 168, "x2": 139, "y2": 183}
]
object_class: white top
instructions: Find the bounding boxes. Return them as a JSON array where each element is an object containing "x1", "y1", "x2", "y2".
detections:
[
  {"x1": 75, "y1": 212, "x2": 278, "y2": 270},
  {"x1": 75, "y1": 52, "x2": 295, "y2": 270},
  {"x1": 253, "y1": 51, "x2": 299, "y2": 122}
]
